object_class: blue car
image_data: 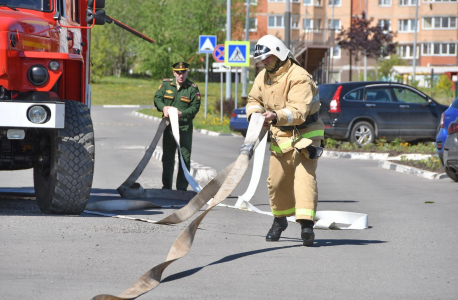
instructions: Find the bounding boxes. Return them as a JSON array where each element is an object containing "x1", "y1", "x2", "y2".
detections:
[
  {"x1": 230, "y1": 106, "x2": 249, "y2": 137},
  {"x1": 436, "y1": 96, "x2": 458, "y2": 178}
]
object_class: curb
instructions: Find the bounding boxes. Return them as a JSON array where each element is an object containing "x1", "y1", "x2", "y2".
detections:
[
  {"x1": 323, "y1": 150, "x2": 447, "y2": 180},
  {"x1": 378, "y1": 160, "x2": 448, "y2": 180},
  {"x1": 132, "y1": 111, "x2": 239, "y2": 137},
  {"x1": 322, "y1": 151, "x2": 390, "y2": 160}
]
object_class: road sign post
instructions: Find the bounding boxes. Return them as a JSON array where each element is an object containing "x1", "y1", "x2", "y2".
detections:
[
  {"x1": 224, "y1": 41, "x2": 250, "y2": 110},
  {"x1": 199, "y1": 35, "x2": 217, "y2": 119},
  {"x1": 213, "y1": 63, "x2": 230, "y2": 123}
]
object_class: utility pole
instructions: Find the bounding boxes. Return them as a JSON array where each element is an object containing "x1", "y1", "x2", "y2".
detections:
[
  {"x1": 226, "y1": 0, "x2": 232, "y2": 101},
  {"x1": 285, "y1": 0, "x2": 291, "y2": 49},
  {"x1": 364, "y1": 0, "x2": 367, "y2": 81},
  {"x1": 241, "y1": 0, "x2": 250, "y2": 103},
  {"x1": 412, "y1": 0, "x2": 419, "y2": 84}
]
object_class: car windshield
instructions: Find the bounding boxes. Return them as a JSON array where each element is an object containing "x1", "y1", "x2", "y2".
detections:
[{"x1": 1, "y1": 0, "x2": 51, "y2": 11}]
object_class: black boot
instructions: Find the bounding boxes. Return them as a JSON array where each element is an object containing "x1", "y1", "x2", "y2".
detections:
[
  {"x1": 301, "y1": 220, "x2": 315, "y2": 246},
  {"x1": 266, "y1": 217, "x2": 288, "y2": 241}
]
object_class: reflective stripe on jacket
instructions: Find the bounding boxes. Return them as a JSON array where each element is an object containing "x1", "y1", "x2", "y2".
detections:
[{"x1": 247, "y1": 59, "x2": 324, "y2": 155}]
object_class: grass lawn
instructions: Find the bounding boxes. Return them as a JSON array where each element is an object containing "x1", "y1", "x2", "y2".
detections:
[{"x1": 91, "y1": 76, "x2": 251, "y2": 134}]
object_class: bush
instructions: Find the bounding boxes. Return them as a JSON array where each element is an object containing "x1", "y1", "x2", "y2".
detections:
[{"x1": 324, "y1": 137, "x2": 436, "y2": 154}]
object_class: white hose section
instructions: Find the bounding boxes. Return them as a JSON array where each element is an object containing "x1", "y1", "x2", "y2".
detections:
[{"x1": 168, "y1": 107, "x2": 202, "y2": 193}]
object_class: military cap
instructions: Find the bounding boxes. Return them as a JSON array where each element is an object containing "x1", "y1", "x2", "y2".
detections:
[{"x1": 172, "y1": 61, "x2": 189, "y2": 71}]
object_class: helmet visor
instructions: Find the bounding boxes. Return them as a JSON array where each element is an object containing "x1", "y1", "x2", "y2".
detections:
[{"x1": 253, "y1": 44, "x2": 272, "y2": 61}]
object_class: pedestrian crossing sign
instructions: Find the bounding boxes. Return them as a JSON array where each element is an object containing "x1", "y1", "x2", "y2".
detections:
[
  {"x1": 224, "y1": 41, "x2": 250, "y2": 67},
  {"x1": 199, "y1": 35, "x2": 217, "y2": 54}
]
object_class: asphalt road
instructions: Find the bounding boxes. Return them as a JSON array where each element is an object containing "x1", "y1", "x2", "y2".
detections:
[{"x1": 1, "y1": 107, "x2": 457, "y2": 300}]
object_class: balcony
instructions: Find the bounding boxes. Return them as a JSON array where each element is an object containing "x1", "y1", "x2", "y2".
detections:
[{"x1": 292, "y1": 28, "x2": 337, "y2": 83}]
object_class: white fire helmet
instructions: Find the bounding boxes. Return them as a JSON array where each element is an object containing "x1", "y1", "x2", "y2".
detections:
[{"x1": 253, "y1": 35, "x2": 290, "y2": 62}]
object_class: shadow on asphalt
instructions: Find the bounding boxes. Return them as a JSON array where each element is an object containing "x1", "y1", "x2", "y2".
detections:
[
  {"x1": 162, "y1": 245, "x2": 302, "y2": 283},
  {"x1": 0, "y1": 188, "x2": 174, "y2": 216},
  {"x1": 162, "y1": 237, "x2": 386, "y2": 283}
]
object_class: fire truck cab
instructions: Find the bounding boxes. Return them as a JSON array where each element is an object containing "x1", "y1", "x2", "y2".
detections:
[{"x1": 0, "y1": 0, "x2": 99, "y2": 214}]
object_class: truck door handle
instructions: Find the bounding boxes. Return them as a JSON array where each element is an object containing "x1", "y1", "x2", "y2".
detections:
[
  {"x1": 365, "y1": 104, "x2": 376, "y2": 107},
  {"x1": 400, "y1": 105, "x2": 410, "y2": 109}
]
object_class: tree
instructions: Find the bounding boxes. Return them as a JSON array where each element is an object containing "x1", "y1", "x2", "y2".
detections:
[
  {"x1": 90, "y1": 0, "x2": 248, "y2": 79},
  {"x1": 377, "y1": 54, "x2": 406, "y2": 80},
  {"x1": 91, "y1": 0, "x2": 145, "y2": 78},
  {"x1": 336, "y1": 13, "x2": 397, "y2": 81}
]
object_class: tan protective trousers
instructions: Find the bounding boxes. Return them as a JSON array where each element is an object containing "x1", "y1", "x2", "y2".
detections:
[{"x1": 267, "y1": 140, "x2": 320, "y2": 222}]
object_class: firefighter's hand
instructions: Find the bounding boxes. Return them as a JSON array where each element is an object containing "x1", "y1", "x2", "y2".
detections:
[{"x1": 262, "y1": 111, "x2": 277, "y2": 126}]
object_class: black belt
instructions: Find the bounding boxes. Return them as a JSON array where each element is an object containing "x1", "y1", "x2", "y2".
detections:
[{"x1": 278, "y1": 112, "x2": 319, "y2": 131}]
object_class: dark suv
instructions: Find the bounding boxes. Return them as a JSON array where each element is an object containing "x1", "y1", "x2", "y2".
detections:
[{"x1": 318, "y1": 82, "x2": 448, "y2": 145}]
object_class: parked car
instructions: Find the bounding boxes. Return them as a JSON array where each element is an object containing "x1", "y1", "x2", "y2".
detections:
[
  {"x1": 442, "y1": 117, "x2": 458, "y2": 182},
  {"x1": 318, "y1": 82, "x2": 449, "y2": 146},
  {"x1": 436, "y1": 95, "x2": 458, "y2": 162},
  {"x1": 230, "y1": 106, "x2": 248, "y2": 137}
]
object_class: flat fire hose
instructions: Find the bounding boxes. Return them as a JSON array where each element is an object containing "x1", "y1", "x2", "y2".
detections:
[
  {"x1": 114, "y1": 107, "x2": 200, "y2": 204},
  {"x1": 90, "y1": 112, "x2": 268, "y2": 300},
  {"x1": 218, "y1": 128, "x2": 368, "y2": 230}
]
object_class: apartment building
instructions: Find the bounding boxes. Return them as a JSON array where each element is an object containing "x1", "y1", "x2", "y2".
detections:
[{"x1": 240, "y1": 0, "x2": 458, "y2": 83}]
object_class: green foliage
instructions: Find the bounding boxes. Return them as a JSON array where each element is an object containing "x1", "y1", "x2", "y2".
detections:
[
  {"x1": 377, "y1": 54, "x2": 406, "y2": 80},
  {"x1": 91, "y1": 1, "x2": 143, "y2": 78},
  {"x1": 416, "y1": 75, "x2": 455, "y2": 105},
  {"x1": 91, "y1": 0, "x2": 247, "y2": 79},
  {"x1": 324, "y1": 137, "x2": 436, "y2": 154},
  {"x1": 436, "y1": 74, "x2": 453, "y2": 91},
  {"x1": 400, "y1": 156, "x2": 443, "y2": 172}
]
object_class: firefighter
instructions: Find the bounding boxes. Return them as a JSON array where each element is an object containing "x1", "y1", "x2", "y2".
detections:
[
  {"x1": 246, "y1": 35, "x2": 324, "y2": 246},
  {"x1": 154, "y1": 61, "x2": 201, "y2": 190}
]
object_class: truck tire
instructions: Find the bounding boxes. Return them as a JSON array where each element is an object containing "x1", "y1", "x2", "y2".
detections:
[
  {"x1": 350, "y1": 121, "x2": 375, "y2": 146},
  {"x1": 33, "y1": 100, "x2": 95, "y2": 214}
]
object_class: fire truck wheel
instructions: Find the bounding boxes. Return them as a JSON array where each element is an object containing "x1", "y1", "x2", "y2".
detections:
[{"x1": 33, "y1": 100, "x2": 95, "y2": 215}]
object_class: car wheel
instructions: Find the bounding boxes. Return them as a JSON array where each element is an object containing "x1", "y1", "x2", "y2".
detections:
[
  {"x1": 350, "y1": 121, "x2": 375, "y2": 146},
  {"x1": 445, "y1": 167, "x2": 458, "y2": 182}
]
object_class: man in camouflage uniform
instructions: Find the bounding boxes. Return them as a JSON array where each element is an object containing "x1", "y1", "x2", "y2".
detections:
[
  {"x1": 247, "y1": 35, "x2": 324, "y2": 246},
  {"x1": 154, "y1": 61, "x2": 201, "y2": 191}
]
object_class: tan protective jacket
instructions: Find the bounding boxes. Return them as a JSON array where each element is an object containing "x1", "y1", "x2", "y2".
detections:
[{"x1": 246, "y1": 60, "x2": 324, "y2": 155}]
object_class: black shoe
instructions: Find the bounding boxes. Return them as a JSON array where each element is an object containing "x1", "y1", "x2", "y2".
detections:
[
  {"x1": 266, "y1": 217, "x2": 288, "y2": 241},
  {"x1": 301, "y1": 220, "x2": 315, "y2": 246}
]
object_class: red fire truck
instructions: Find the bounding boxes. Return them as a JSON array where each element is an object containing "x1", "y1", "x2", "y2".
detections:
[{"x1": 0, "y1": 0, "x2": 152, "y2": 214}]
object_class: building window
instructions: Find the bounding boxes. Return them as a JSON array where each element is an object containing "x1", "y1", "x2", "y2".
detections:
[
  {"x1": 399, "y1": 0, "x2": 418, "y2": 5},
  {"x1": 423, "y1": 16, "x2": 457, "y2": 29},
  {"x1": 422, "y1": 0, "x2": 457, "y2": 2},
  {"x1": 268, "y1": 15, "x2": 284, "y2": 28},
  {"x1": 398, "y1": 45, "x2": 419, "y2": 58},
  {"x1": 303, "y1": 19, "x2": 321, "y2": 31},
  {"x1": 292, "y1": 15, "x2": 300, "y2": 29},
  {"x1": 331, "y1": 45, "x2": 341, "y2": 58},
  {"x1": 268, "y1": 0, "x2": 300, "y2": 2},
  {"x1": 398, "y1": 19, "x2": 418, "y2": 32},
  {"x1": 377, "y1": 19, "x2": 391, "y2": 31},
  {"x1": 422, "y1": 43, "x2": 457, "y2": 56},
  {"x1": 244, "y1": 17, "x2": 257, "y2": 32},
  {"x1": 379, "y1": 0, "x2": 391, "y2": 5},
  {"x1": 328, "y1": 19, "x2": 341, "y2": 30},
  {"x1": 244, "y1": 0, "x2": 258, "y2": 5},
  {"x1": 303, "y1": 0, "x2": 322, "y2": 5},
  {"x1": 328, "y1": 0, "x2": 341, "y2": 5}
]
